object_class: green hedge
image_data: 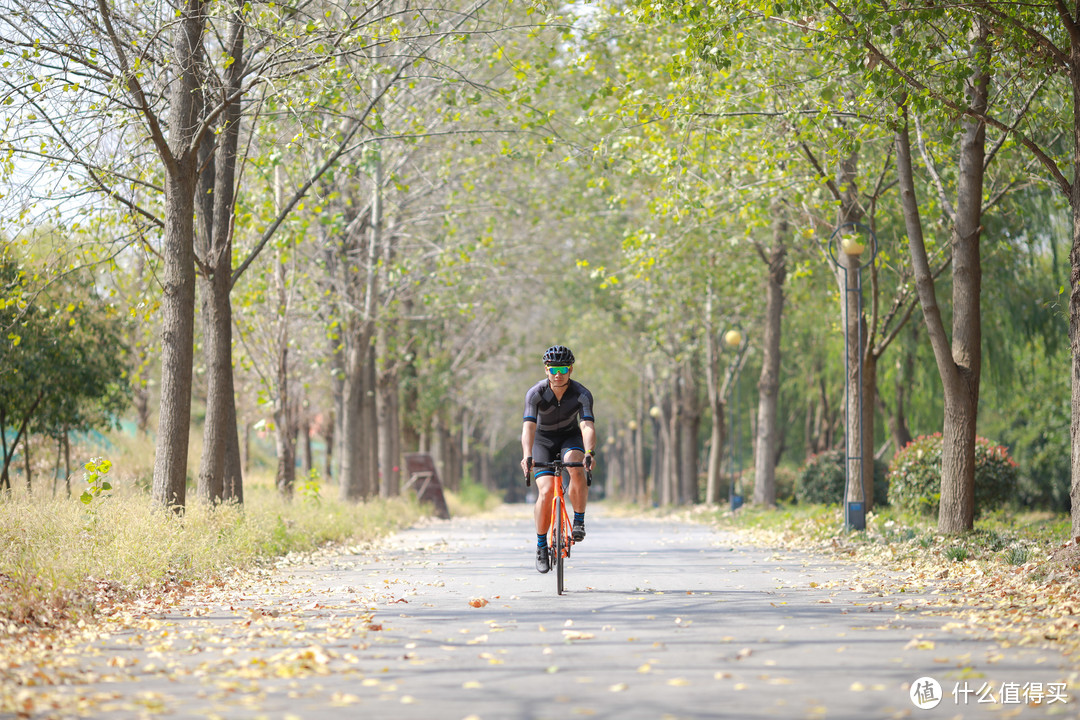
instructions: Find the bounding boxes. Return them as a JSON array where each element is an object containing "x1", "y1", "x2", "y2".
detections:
[
  {"x1": 886, "y1": 433, "x2": 1018, "y2": 516},
  {"x1": 795, "y1": 448, "x2": 888, "y2": 506}
]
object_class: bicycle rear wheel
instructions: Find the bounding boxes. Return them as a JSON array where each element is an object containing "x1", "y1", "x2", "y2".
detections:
[{"x1": 555, "y1": 497, "x2": 565, "y2": 595}]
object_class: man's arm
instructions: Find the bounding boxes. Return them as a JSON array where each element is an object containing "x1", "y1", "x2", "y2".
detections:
[
  {"x1": 520, "y1": 421, "x2": 537, "y2": 474},
  {"x1": 580, "y1": 420, "x2": 597, "y2": 468}
]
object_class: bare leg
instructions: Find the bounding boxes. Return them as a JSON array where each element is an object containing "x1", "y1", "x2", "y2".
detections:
[
  {"x1": 534, "y1": 474, "x2": 554, "y2": 535},
  {"x1": 565, "y1": 449, "x2": 588, "y2": 514}
]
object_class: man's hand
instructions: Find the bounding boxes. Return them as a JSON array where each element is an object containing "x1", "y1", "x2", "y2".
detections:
[
  {"x1": 520, "y1": 456, "x2": 533, "y2": 477},
  {"x1": 584, "y1": 453, "x2": 594, "y2": 471}
]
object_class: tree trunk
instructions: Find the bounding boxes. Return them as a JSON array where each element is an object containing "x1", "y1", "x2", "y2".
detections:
[
  {"x1": 341, "y1": 333, "x2": 379, "y2": 500},
  {"x1": 378, "y1": 360, "x2": 399, "y2": 497},
  {"x1": 1072, "y1": 181, "x2": 1080, "y2": 538},
  {"x1": 272, "y1": 172, "x2": 296, "y2": 499},
  {"x1": 340, "y1": 335, "x2": 369, "y2": 500},
  {"x1": 896, "y1": 67, "x2": 986, "y2": 534},
  {"x1": 630, "y1": 390, "x2": 639, "y2": 505},
  {"x1": 134, "y1": 384, "x2": 150, "y2": 438},
  {"x1": 274, "y1": 336, "x2": 296, "y2": 498},
  {"x1": 703, "y1": 288, "x2": 725, "y2": 505},
  {"x1": 323, "y1": 408, "x2": 334, "y2": 483},
  {"x1": 196, "y1": 7, "x2": 244, "y2": 505},
  {"x1": 340, "y1": 165, "x2": 381, "y2": 500},
  {"x1": 664, "y1": 387, "x2": 678, "y2": 506},
  {"x1": 861, "y1": 353, "x2": 879, "y2": 510},
  {"x1": 322, "y1": 232, "x2": 345, "y2": 482},
  {"x1": 363, "y1": 342, "x2": 379, "y2": 493},
  {"x1": 301, "y1": 411, "x2": 313, "y2": 476},
  {"x1": 196, "y1": 235, "x2": 234, "y2": 504},
  {"x1": 152, "y1": 174, "x2": 198, "y2": 510},
  {"x1": 610, "y1": 435, "x2": 622, "y2": 499},
  {"x1": 1068, "y1": 30, "x2": 1080, "y2": 541},
  {"x1": 705, "y1": 402, "x2": 726, "y2": 505},
  {"x1": 151, "y1": 1, "x2": 205, "y2": 511},
  {"x1": 224, "y1": 417, "x2": 243, "y2": 503},
  {"x1": 753, "y1": 218, "x2": 786, "y2": 507},
  {"x1": 879, "y1": 329, "x2": 916, "y2": 454},
  {"x1": 678, "y1": 369, "x2": 701, "y2": 505},
  {"x1": 329, "y1": 332, "x2": 344, "y2": 482}
]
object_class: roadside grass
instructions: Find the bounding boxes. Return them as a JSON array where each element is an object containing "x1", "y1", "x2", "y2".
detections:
[
  {"x1": 445, "y1": 476, "x2": 505, "y2": 516},
  {"x1": 692, "y1": 501, "x2": 1080, "y2": 659},
  {"x1": 0, "y1": 467, "x2": 447, "y2": 633}
]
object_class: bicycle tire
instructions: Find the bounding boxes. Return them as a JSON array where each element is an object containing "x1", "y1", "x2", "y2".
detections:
[{"x1": 555, "y1": 497, "x2": 565, "y2": 595}]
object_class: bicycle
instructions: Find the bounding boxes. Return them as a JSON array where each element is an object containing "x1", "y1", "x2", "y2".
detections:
[{"x1": 525, "y1": 458, "x2": 591, "y2": 595}]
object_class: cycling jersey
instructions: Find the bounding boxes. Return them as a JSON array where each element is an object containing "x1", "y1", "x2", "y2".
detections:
[
  {"x1": 523, "y1": 378, "x2": 595, "y2": 432},
  {"x1": 524, "y1": 378, "x2": 595, "y2": 477}
]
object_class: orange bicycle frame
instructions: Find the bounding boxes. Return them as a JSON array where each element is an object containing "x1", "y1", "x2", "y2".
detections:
[{"x1": 547, "y1": 473, "x2": 574, "y2": 559}]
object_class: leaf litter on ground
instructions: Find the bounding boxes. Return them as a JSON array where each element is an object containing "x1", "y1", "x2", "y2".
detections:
[{"x1": 682, "y1": 504, "x2": 1080, "y2": 665}]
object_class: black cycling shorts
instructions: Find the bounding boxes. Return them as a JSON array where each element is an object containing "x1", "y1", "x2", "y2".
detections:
[{"x1": 532, "y1": 428, "x2": 585, "y2": 478}]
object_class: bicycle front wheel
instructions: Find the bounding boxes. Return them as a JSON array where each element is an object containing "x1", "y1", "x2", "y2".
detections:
[{"x1": 555, "y1": 497, "x2": 565, "y2": 595}]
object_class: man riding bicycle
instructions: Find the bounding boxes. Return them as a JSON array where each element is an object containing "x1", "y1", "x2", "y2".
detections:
[{"x1": 520, "y1": 345, "x2": 597, "y2": 573}]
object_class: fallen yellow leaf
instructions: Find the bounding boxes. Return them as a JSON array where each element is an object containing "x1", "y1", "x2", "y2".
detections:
[{"x1": 562, "y1": 630, "x2": 595, "y2": 641}]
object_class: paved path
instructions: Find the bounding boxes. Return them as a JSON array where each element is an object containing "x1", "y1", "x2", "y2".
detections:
[{"x1": 4, "y1": 505, "x2": 1075, "y2": 719}]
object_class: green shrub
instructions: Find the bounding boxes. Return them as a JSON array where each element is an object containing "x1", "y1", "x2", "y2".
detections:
[
  {"x1": 795, "y1": 448, "x2": 888, "y2": 506},
  {"x1": 886, "y1": 433, "x2": 1018, "y2": 517},
  {"x1": 773, "y1": 465, "x2": 798, "y2": 503}
]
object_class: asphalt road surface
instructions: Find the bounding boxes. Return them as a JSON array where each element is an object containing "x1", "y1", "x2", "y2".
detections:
[{"x1": 7, "y1": 505, "x2": 1076, "y2": 719}]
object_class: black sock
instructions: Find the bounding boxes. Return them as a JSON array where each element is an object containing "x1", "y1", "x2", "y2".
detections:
[
  {"x1": 574, "y1": 511, "x2": 585, "y2": 524},
  {"x1": 537, "y1": 533, "x2": 546, "y2": 548}
]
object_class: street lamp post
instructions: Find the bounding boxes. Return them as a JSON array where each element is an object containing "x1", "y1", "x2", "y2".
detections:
[
  {"x1": 824, "y1": 223, "x2": 878, "y2": 532},
  {"x1": 724, "y1": 326, "x2": 747, "y2": 511}
]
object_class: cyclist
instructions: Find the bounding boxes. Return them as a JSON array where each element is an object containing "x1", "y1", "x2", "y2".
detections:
[{"x1": 520, "y1": 345, "x2": 597, "y2": 573}]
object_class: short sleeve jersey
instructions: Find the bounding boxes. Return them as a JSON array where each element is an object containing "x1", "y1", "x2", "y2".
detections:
[{"x1": 523, "y1": 378, "x2": 595, "y2": 433}]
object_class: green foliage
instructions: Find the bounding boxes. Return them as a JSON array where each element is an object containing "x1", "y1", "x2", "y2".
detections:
[
  {"x1": 297, "y1": 468, "x2": 322, "y2": 506},
  {"x1": 0, "y1": 248, "x2": 130, "y2": 480},
  {"x1": 886, "y1": 434, "x2": 1019, "y2": 517},
  {"x1": 773, "y1": 465, "x2": 798, "y2": 503},
  {"x1": 945, "y1": 546, "x2": 969, "y2": 562},
  {"x1": 980, "y1": 335, "x2": 1071, "y2": 512},
  {"x1": 795, "y1": 449, "x2": 888, "y2": 507},
  {"x1": 78, "y1": 457, "x2": 113, "y2": 506}
]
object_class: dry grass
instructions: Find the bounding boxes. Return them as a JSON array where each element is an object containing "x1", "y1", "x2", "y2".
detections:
[
  {"x1": 0, "y1": 456, "x2": 427, "y2": 631},
  {"x1": 0, "y1": 423, "x2": 504, "y2": 635}
]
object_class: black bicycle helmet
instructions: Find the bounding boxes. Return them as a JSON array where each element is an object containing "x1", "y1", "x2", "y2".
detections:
[{"x1": 543, "y1": 345, "x2": 575, "y2": 366}]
